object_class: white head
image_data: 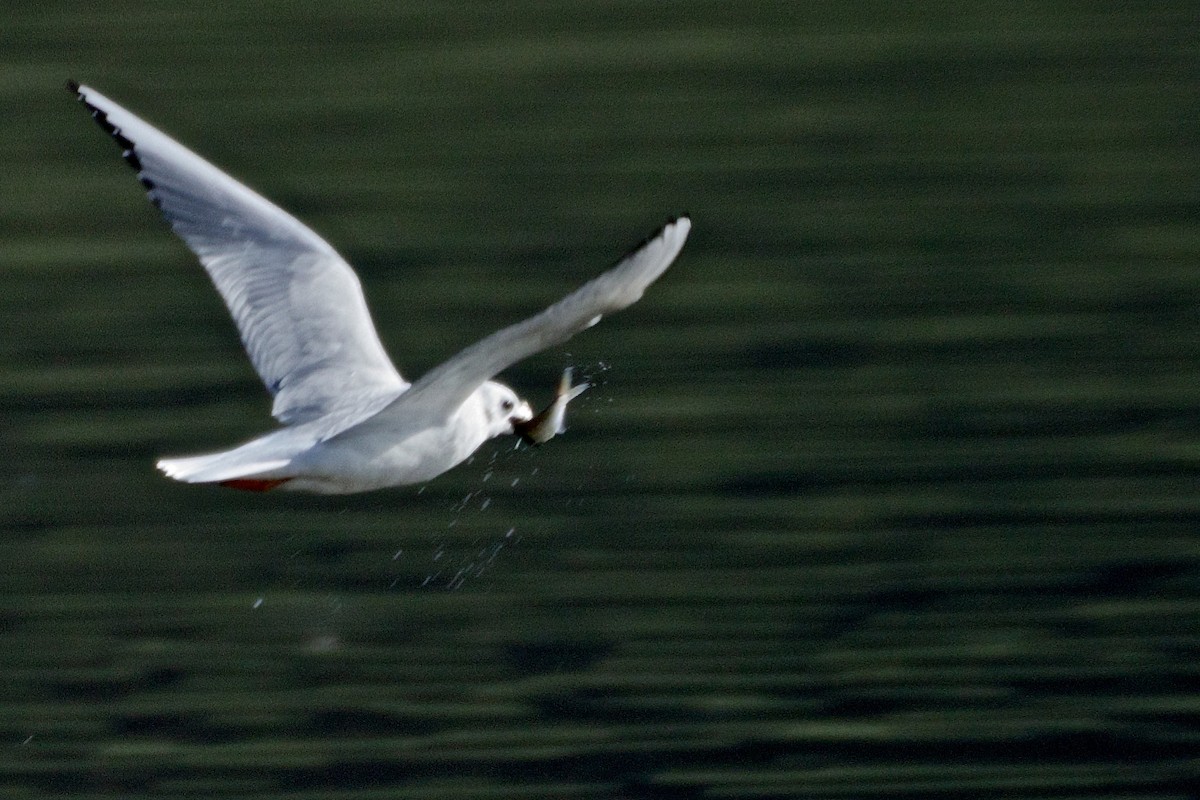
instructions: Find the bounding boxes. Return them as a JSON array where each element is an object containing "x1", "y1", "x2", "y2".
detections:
[{"x1": 477, "y1": 380, "x2": 533, "y2": 438}]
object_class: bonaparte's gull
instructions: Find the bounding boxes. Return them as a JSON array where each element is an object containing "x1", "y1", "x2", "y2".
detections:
[{"x1": 69, "y1": 81, "x2": 690, "y2": 494}]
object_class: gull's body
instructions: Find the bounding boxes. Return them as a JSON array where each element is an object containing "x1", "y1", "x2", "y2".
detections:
[
  {"x1": 69, "y1": 82, "x2": 690, "y2": 494},
  {"x1": 157, "y1": 383, "x2": 515, "y2": 493}
]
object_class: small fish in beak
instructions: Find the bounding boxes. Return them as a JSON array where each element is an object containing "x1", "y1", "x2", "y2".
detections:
[{"x1": 514, "y1": 368, "x2": 590, "y2": 445}]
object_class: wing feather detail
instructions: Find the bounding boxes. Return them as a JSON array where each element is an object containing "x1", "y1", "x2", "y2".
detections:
[
  {"x1": 70, "y1": 82, "x2": 407, "y2": 424},
  {"x1": 333, "y1": 216, "x2": 690, "y2": 439}
]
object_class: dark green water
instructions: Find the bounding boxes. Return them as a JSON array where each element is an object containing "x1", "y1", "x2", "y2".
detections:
[{"x1": 3, "y1": 2, "x2": 1199, "y2": 797}]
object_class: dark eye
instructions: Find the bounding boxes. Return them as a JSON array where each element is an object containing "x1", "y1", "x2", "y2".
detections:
[{"x1": 501, "y1": 399, "x2": 514, "y2": 412}]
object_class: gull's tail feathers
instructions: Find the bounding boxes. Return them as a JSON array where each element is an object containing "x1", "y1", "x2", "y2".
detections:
[
  {"x1": 156, "y1": 431, "x2": 310, "y2": 491},
  {"x1": 157, "y1": 452, "x2": 294, "y2": 492},
  {"x1": 157, "y1": 452, "x2": 288, "y2": 482}
]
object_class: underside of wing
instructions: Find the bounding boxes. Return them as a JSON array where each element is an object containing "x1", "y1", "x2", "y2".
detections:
[
  {"x1": 70, "y1": 82, "x2": 408, "y2": 424},
  {"x1": 334, "y1": 216, "x2": 690, "y2": 438}
]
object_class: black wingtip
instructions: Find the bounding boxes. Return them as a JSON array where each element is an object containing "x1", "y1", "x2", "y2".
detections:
[
  {"x1": 658, "y1": 214, "x2": 690, "y2": 232},
  {"x1": 651, "y1": 214, "x2": 690, "y2": 241},
  {"x1": 69, "y1": 82, "x2": 148, "y2": 176},
  {"x1": 66, "y1": 79, "x2": 81, "y2": 95},
  {"x1": 610, "y1": 215, "x2": 689, "y2": 266}
]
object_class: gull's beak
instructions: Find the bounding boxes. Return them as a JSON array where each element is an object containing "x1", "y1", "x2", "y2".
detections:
[{"x1": 510, "y1": 400, "x2": 534, "y2": 430}]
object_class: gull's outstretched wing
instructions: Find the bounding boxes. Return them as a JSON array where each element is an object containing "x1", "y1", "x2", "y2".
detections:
[
  {"x1": 70, "y1": 82, "x2": 407, "y2": 425},
  {"x1": 334, "y1": 216, "x2": 690, "y2": 439}
]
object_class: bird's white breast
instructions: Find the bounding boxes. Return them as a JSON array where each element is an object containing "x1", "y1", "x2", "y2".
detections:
[{"x1": 282, "y1": 391, "x2": 492, "y2": 493}]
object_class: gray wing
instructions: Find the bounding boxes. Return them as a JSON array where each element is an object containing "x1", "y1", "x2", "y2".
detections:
[
  {"x1": 335, "y1": 216, "x2": 690, "y2": 438},
  {"x1": 71, "y1": 82, "x2": 407, "y2": 425}
]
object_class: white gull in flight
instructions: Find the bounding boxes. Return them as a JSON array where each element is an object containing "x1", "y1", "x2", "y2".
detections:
[{"x1": 69, "y1": 81, "x2": 690, "y2": 494}]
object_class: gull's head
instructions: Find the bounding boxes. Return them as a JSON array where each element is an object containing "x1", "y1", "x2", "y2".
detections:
[{"x1": 478, "y1": 380, "x2": 533, "y2": 437}]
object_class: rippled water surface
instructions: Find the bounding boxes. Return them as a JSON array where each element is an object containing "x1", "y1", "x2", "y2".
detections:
[{"x1": 2, "y1": 3, "x2": 1199, "y2": 797}]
